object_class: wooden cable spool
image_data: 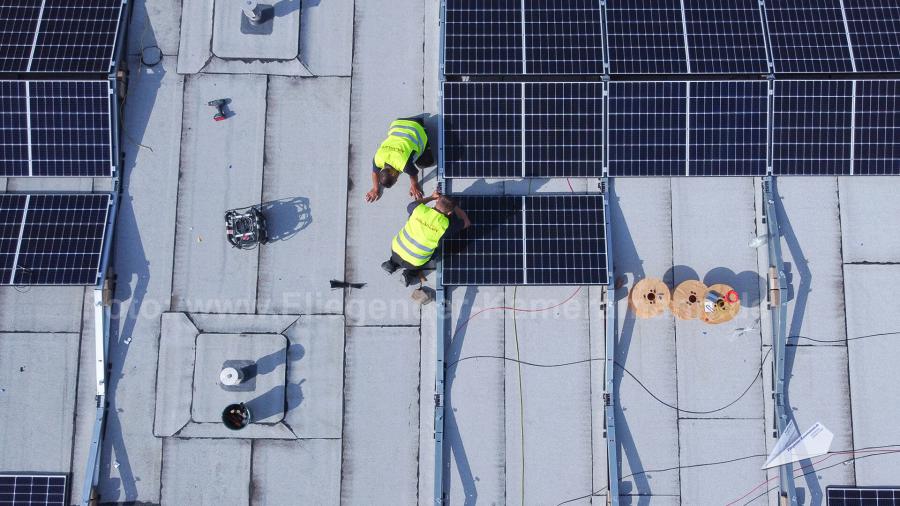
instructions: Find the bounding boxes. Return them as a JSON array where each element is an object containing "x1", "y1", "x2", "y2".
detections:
[
  {"x1": 671, "y1": 279, "x2": 708, "y2": 320},
  {"x1": 701, "y1": 283, "x2": 741, "y2": 324},
  {"x1": 628, "y1": 277, "x2": 671, "y2": 318}
]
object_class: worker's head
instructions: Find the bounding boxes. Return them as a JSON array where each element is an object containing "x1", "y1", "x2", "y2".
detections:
[
  {"x1": 378, "y1": 165, "x2": 400, "y2": 188},
  {"x1": 434, "y1": 195, "x2": 457, "y2": 215}
]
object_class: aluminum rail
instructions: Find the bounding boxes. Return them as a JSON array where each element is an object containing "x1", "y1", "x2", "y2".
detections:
[
  {"x1": 601, "y1": 178, "x2": 620, "y2": 505},
  {"x1": 763, "y1": 176, "x2": 798, "y2": 506}
]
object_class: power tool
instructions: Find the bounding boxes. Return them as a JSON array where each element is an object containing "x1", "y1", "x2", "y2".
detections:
[
  {"x1": 208, "y1": 98, "x2": 231, "y2": 121},
  {"x1": 225, "y1": 206, "x2": 268, "y2": 249}
]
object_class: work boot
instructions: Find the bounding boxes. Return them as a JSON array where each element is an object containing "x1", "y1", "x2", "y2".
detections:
[
  {"x1": 401, "y1": 271, "x2": 418, "y2": 287},
  {"x1": 381, "y1": 260, "x2": 398, "y2": 275}
]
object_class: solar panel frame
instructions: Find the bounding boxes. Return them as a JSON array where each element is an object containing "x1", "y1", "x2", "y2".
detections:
[
  {"x1": 442, "y1": 195, "x2": 524, "y2": 285},
  {"x1": 523, "y1": 82, "x2": 603, "y2": 177},
  {"x1": 525, "y1": 195, "x2": 606, "y2": 285},
  {"x1": 683, "y1": 0, "x2": 770, "y2": 74},
  {"x1": 444, "y1": 0, "x2": 523, "y2": 75},
  {"x1": 826, "y1": 486, "x2": 900, "y2": 506},
  {"x1": 27, "y1": 0, "x2": 127, "y2": 73},
  {"x1": 853, "y1": 79, "x2": 900, "y2": 175},
  {"x1": 773, "y1": 80, "x2": 853, "y2": 175},
  {"x1": 605, "y1": 0, "x2": 689, "y2": 74},
  {"x1": 0, "y1": 80, "x2": 114, "y2": 177},
  {"x1": 765, "y1": 0, "x2": 855, "y2": 73},
  {"x1": 844, "y1": 0, "x2": 900, "y2": 73},
  {"x1": 0, "y1": 474, "x2": 67, "y2": 506},
  {"x1": 523, "y1": 0, "x2": 604, "y2": 75},
  {"x1": 608, "y1": 81, "x2": 688, "y2": 177},
  {"x1": 688, "y1": 81, "x2": 768, "y2": 176}
]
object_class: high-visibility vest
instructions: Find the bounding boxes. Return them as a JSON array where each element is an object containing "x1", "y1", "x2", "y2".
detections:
[
  {"x1": 392, "y1": 204, "x2": 449, "y2": 267},
  {"x1": 373, "y1": 119, "x2": 429, "y2": 172}
]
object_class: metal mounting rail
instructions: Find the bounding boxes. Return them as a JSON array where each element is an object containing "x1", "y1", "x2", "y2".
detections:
[
  {"x1": 601, "y1": 178, "x2": 620, "y2": 505},
  {"x1": 762, "y1": 176, "x2": 798, "y2": 506}
]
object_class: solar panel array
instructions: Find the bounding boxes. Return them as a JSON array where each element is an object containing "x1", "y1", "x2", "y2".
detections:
[
  {"x1": 0, "y1": 0, "x2": 125, "y2": 73},
  {"x1": 826, "y1": 486, "x2": 900, "y2": 505},
  {"x1": 0, "y1": 193, "x2": 111, "y2": 285},
  {"x1": 443, "y1": 195, "x2": 606, "y2": 285},
  {"x1": 0, "y1": 80, "x2": 113, "y2": 177},
  {"x1": 0, "y1": 474, "x2": 66, "y2": 506},
  {"x1": 444, "y1": 0, "x2": 900, "y2": 75}
]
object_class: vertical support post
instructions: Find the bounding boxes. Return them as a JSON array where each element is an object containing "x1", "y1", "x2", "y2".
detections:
[
  {"x1": 601, "y1": 178, "x2": 620, "y2": 505},
  {"x1": 82, "y1": 288, "x2": 109, "y2": 506},
  {"x1": 763, "y1": 176, "x2": 798, "y2": 506},
  {"x1": 434, "y1": 3, "x2": 448, "y2": 503}
]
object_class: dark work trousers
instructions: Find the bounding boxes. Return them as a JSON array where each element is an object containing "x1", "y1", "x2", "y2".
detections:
[
  {"x1": 398, "y1": 116, "x2": 435, "y2": 169},
  {"x1": 387, "y1": 251, "x2": 424, "y2": 283}
]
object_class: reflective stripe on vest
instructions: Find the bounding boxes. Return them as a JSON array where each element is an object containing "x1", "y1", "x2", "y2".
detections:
[
  {"x1": 391, "y1": 204, "x2": 449, "y2": 267},
  {"x1": 373, "y1": 119, "x2": 428, "y2": 171}
]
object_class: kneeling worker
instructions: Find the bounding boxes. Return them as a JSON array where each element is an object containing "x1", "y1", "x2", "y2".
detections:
[
  {"x1": 383, "y1": 190, "x2": 471, "y2": 286},
  {"x1": 365, "y1": 117, "x2": 434, "y2": 203}
]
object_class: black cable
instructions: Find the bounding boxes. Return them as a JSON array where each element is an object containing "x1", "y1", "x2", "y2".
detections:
[{"x1": 790, "y1": 330, "x2": 900, "y2": 343}]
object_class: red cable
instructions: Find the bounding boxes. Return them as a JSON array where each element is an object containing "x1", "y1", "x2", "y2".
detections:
[{"x1": 451, "y1": 287, "x2": 583, "y2": 340}]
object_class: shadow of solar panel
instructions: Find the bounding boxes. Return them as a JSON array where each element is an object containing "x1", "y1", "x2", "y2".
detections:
[
  {"x1": 445, "y1": 0, "x2": 523, "y2": 75},
  {"x1": 844, "y1": 0, "x2": 900, "y2": 73},
  {"x1": 28, "y1": 0, "x2": 125, "y2": 73},
  {"x1": 773, "y1": 80, "x2": 853, "y2": 175},
  {"x1": 688, "y1": 81, "x2": 767, "y2": 176},
  {"x1": 443, "y1": 195, "x2": 524, "y2": 285},
  {"x1": 523, "y1": 0, "x2": 603, "y2": 74},
  {"x1": 608, "y1": 81, "x2": 687, "y2": 177},
  {"x1": 0, "y1": 474, "x2": 67, "y2": 506},
  {"x1": 766, "y1": 0, "x2": 854, "y2": 73},
  {"x1": 525, "y1": 195, "x2": 605, "y2": 285},
  {"x1": 683, "y1": 0, "x2": 769, "y2": 74},
  {"x1": 606, "y1": 0, "x2": 688, "y2": 74},
  {"x1": 524, "y1": 82, "x2": 603, "y2": 177},
  {"x1": 443, "y1": 82, "x2": 523, "y2": 178},
  {"x1": 0, "y1": 1, "x2": 42, "y2": 73},
  {"x1": 854, "y1": 80, "x2": 900, "y2": 175}
]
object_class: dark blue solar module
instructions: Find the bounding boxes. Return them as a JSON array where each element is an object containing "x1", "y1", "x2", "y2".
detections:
[
  {"x1": 523, "y1": 0, "x2": 603, "y2": 74},
  {"x1": 0, "y1": 195, "x2": 27, "y2": 286},
  {"x1": 525, "y1": 195, "x2": 606, "y2": 285},
  {"x1": 442, "y1": 196, "x2": 524, "y2": 285},
  {"x1": 826, "y1": 486, "x2": 900, "y2": 506},
  {"x1": 443, "y1": 82, "x2": 522, "y2": 178},
  {"x1": 608, "y1": 81, "x2": 687, "y2": 177},
  {"x1": 0, "y1": 80, "x2": 113, "y2": 177},
  {"x1": 688, "y1": 81, "x2": 768, "y2": 176},
  {"x1": 1, "y1": 193, "x2": 111, "y2": 285},
  {"x1": 844, "y1": 0, "x2": 900, "y2": 73},
  {"x1": 524, "y1": 82, "x2": 603, "y2": 177},
  {"x1": 444, "y1": 0, "x2": 523, "y2": 75},
  {"x1": 605, "y1": 0, "x2": 688, "y2": 74},
  {"x1": 773, "y1": 80, "x2": 853, "y2": 175},
  {"x1": 28, "y1": 0, "x2": 125, "y2": 73},
  {"x1": 765, "y1": 0, "x2": 854, "y2": 73},
  {"x1": 683, "y1": 0, "x2": 769, "y2": 74},
  {"x1": 442, "y1": 195, "x2": 607, "y2": 285},
  {"x1": 853, "y1": 80, "x2": 900, "y2": 175},
  {"x1": 0, "y1": 474, "x2": 67, "y2": 506},
  {"x1": 0, "y1": 1, "x2": 42, "y2": 73}
]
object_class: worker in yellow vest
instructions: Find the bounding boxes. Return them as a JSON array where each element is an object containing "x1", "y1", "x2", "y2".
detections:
[
  {"x1": 365, "y1": 117, "x2": 434, "y2": 203},
  {"x1": 383, "y1": 189, "x2": 471, "y2": 286}
]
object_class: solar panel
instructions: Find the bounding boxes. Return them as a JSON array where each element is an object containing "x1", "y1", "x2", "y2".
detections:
[
  {"x1": 444, "y1": 0, "x2": 523, "y2": 75},
  {"x1": 844, "y1": 0, "x2": 900, "y2": 73},
  {"x1": 442, "y1": 196, "x2": 524, "y2": 285},
  {"x1": 683, "y1": 0, "x2": 769, "y2": 74},
  {"x1": 442, "y1": 195, "x2": 607, "y2": 286},
  {"x1": 0, "y1": 1, "x2": 42, "y2": 73},
  {"x1": 523, "y1": 0, "x2": 603, "y2": 74},
  {"x1": 28, "y1": 0, "x2": 125, "y2": 73},
  {"x1": 443, "y1": 82, "x2": 522, "y2": 178},
  {"x1": 0, "y1": 474, "x2": 67, "y2": 506},
  {"x1": 525, "y1": 195, "x2": 605, "y2": 284},
  {"x1": 0, "y1": 195, "x2": 27, "y2": 285},
  {"x1": 688, "y1": 81, "x2": 768, "y2": 176},
  {"x1": 523, "y1": 82, "x2": 603, "y2": 177},
  {"x1": 826, "y1": 486, "x2": 900, "y2": 506},
  {"x1": 0, "y1": 80, "x2": 113, "y2": 177},
  {"x1": 765, "y1": 0, "x2": 854, "y2": 73},
  {"x1": 854, "y1": 80, "x2": 900, "y2": 175},
  {"x1": 773, "y1": 80, "x2": 853, "y2": 175},
  {"x1": 605, "y1": 0, "x2": 688, "y2": 74},
  {"x1": 0, "y1": 193, "x2": 111, "y2": 285},
  {"x1": 608, "y1": 81, "x2": 687, "y2": 177}
]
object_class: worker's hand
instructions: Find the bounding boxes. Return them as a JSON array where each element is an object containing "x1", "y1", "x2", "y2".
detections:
[
  {"x1": 409, "y1": 183, "x2": 424, "y2": 200},
  {"x1": 463, "y1": 218, "x2": 472, "y2": 229},
  {"x1": 365, "y1": 187, "x2": 381, "y2": 203},
  {"x1": 431, "y1": 188, "x2": 442, "y2": 199}
]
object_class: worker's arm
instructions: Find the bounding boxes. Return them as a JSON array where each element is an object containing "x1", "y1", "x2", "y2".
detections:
[
  {"x1": 454, "y1": 206, "x2": 472, "y2": 229},
  {"x1": 414, "y1": 191, "x2": 439, "y2": 206},
  {"x1": 408, "y1": 171, "x2": 423, "y2": 200},
  {"x1": 365, "y1": 171, "x2": 381, "y2": 203}
]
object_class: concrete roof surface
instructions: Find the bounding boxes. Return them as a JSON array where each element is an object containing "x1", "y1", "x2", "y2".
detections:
[{"x1": 1, "y1": 1, "x2": 899, "y2": 505}]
